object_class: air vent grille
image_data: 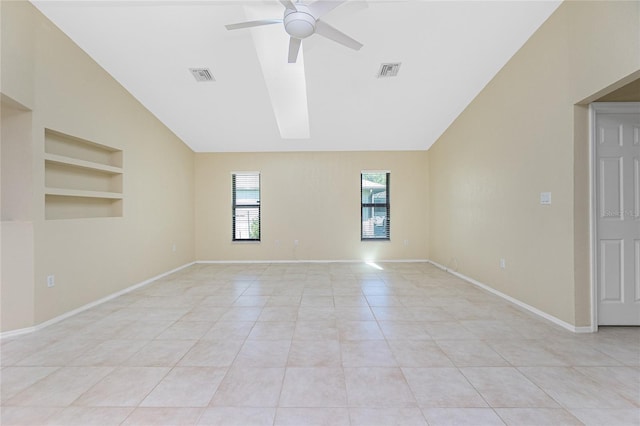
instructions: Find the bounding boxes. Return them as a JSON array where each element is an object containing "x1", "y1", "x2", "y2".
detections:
[
  {"x1": 189, "y1": 68, "x2": 215, "y2": 82},
  {"x1": 377, "y1": 63, "x2": 401, "y2": 78}
]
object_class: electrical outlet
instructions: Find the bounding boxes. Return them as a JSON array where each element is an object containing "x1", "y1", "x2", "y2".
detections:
[
  {"x1": 47, "y1": 275, "x2": 55, "y2": 288},
  {"x1": 172, "y1": 243, "x2": 177, "y2": 252},
  {"x1": 404, "y1": 239, "x2": 409, "y2": 246},
  {"x1": 294, "y1": 240, "x2": 299, "y2": 247},
  {"x1": 500, "y1": 258, "x2": 506, "y2": 269}
]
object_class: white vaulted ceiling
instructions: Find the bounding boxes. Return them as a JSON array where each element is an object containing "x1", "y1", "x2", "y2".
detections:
[{"x1": 31, "y1": 0, "x2": 561, "y2": 152}]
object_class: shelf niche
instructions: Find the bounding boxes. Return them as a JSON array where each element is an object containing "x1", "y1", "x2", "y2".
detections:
[{"x1": 44, "y1": 129, "x2": 123, "y2": 220}]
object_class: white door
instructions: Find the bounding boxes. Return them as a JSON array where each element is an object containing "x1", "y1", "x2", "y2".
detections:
[{"x1": 594, "y1": 103, "x2": 640, "y2": 325}]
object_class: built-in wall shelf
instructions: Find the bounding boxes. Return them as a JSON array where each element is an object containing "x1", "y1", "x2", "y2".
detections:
[
  {"x1": 44, "y1": 153, "x2": 123, "y2": 175},
  {"x1": 44, "y1": 129, "x2": 123, "y2": 220},
  {"x1": 44, "y1": 188, "x2": 123, "y2": 199}
]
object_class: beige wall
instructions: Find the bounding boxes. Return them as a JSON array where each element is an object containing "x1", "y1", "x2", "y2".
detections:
[
  {"x1": 196, "y1": 151, "x2": 429, "y2": 262},
  {"x1": 1, "y1": 1, "x2": 195, "y2": 331},
  {"x1": 428, "y1": 1, "x2": 640, "y2": 326},
  {"x1": 0, "y1": 1, "x2": 35, "y2": 109},
  {"x1": 1, "y1": 97, "x2": 35, "y2": 330}
]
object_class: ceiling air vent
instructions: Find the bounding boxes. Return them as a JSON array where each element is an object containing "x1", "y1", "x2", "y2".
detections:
[
  {"x1": 377, "y1": 62, "x2": 401, "y2": 78},
  {"x1": 189, "y1": 68, "x2": 215, "y2": 82}
]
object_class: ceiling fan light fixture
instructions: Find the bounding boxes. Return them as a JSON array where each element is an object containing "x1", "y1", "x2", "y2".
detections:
[{"x1": 283, "y1": 10, "x2": 316, "y2": 39}]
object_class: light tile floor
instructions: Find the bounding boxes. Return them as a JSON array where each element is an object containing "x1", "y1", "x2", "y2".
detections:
[{"x1": 1, "y1": 262, "x2": 639, "y2": 425}]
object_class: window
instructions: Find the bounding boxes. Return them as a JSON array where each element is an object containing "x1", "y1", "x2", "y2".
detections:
[
  {"x1": 232, "y1": 172, "x2": 260, "y2": 241},
  {"x1": 361, "y1": 171, "x2": 390, "y2": 240}
]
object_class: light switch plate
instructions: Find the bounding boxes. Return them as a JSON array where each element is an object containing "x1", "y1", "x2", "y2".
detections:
[{"x1": 540, "y1": 192, "x2": 552, "y2": 205}]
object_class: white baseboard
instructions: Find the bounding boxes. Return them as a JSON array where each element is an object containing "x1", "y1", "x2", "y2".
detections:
[
  {"x1": 0, "y1": 262, "x2": 195, "y2": 340},
  {"x1": 0, "y1": 325, "x2": 37, "y2": 340},
  {"x1": 427, "y1": 260, "x2": 592, "y2": 334},
  {"x1": 196, "y1": 259, "x2": 429, "y2": 264}
]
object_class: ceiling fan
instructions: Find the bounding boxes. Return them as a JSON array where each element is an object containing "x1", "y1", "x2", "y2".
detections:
[{"x1": 225, "y1": 0, "x2": 363, "y2": 63}]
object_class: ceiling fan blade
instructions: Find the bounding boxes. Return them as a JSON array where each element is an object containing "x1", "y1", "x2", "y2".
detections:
[
  {"x1": 314, "y1": 20, "x2": 363, "y2": 51},
  {"x1": 280, "y1": 0, "x2": 298, "y2": 11},
  {"x1": 308, "y1": 0, "x2": 345, "y2": 18},
  {"x1": 225, "y1": 19, "x2": 282, "y2": 31},
  {"x1": 288, "y1": 37, "x2": 302, "y2": 63}
]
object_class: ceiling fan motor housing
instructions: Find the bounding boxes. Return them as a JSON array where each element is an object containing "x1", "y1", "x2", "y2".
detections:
[{"x1": 283, "y1": 5, "x2": 316, "y2": 39}]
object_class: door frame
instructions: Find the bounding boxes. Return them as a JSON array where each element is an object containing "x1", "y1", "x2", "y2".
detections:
[{"x1": 589, "y1": 102, "x2": 640, "y2": 331}]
